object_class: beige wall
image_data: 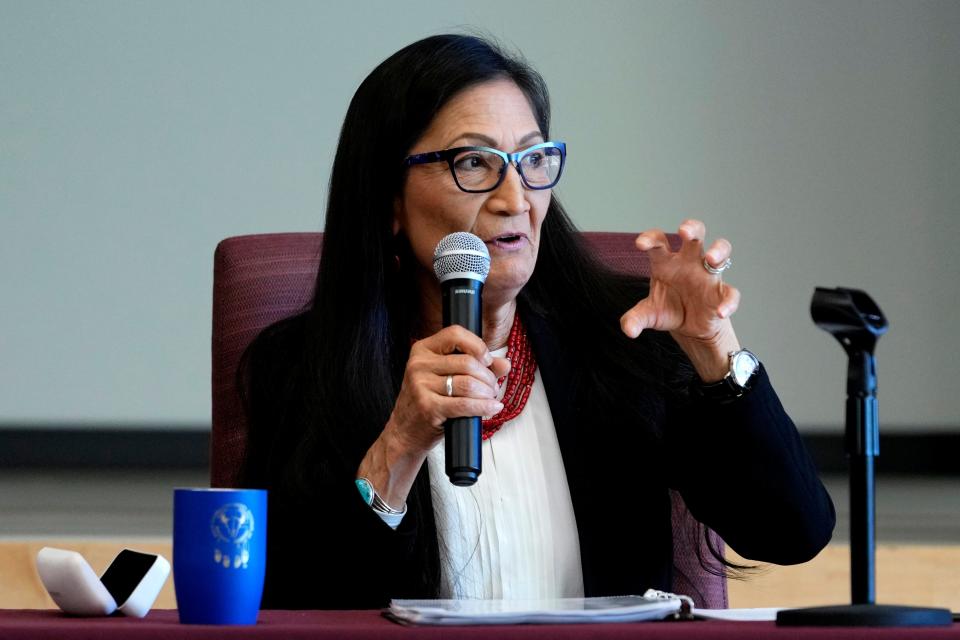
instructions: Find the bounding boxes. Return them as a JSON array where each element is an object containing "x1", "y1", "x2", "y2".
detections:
[{"x1": 2, "y1": 1, "x2": 958, "y2": 431}]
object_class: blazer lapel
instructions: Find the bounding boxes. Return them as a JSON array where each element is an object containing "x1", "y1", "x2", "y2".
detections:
[{"x1": 520, "y1": 305, "x2": 579, "y2": 464}]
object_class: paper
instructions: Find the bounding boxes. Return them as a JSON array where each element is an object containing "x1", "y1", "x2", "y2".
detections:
[
  {"x1": 694, "y1": 607, "x2": 783, "y2": 622},
  {"x1": 386, "y1": 595, "x2": 685, "y2": 626}
]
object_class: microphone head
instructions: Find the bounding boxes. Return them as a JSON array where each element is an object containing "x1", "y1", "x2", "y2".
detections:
[{"x1": 433, "y1": 232, "x2": 491, "y2": 283}]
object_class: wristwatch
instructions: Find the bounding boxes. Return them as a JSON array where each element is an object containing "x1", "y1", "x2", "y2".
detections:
[{"x1": 695, "y1": 348, "x2": 760, "y2": 403}]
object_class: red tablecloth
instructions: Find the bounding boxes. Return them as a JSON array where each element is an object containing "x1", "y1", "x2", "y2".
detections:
[{"x1": 0, "y1": 609, "x2": 957, "y2": 639}]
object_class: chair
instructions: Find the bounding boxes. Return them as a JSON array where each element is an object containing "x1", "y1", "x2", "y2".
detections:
[{"x1": 211, "y1": 231, "x2": 727, "y2": 608}]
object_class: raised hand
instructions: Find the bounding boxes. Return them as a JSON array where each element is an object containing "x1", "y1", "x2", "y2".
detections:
[{"x1": 619, "y1": 219, "x2": 742, "y2": 381}]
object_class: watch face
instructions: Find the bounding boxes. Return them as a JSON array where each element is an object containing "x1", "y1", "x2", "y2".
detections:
[{"x1": 731, "y1": 351, "x2": 759, "y2": 387}]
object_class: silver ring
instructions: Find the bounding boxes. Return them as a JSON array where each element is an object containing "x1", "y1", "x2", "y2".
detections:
[
  {"x1": 703, "y1": 257, "x2": 732, "y2": 275},
  {"x1": 445, "y1": 375, "x2": 454, "y2": 397}
]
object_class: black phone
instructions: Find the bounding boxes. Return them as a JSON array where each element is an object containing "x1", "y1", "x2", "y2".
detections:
[{"x1": 99, "y1": 549, "x2": 161, "y2": 606}]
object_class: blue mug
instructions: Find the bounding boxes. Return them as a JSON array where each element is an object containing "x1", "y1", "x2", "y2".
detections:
[{"x1": 173, "y1": 488, "x2": 267, "y2": 625}]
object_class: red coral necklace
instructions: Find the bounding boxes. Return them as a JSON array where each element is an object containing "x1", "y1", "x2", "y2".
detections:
[{"x1": 482, "y1": 313, "x2": 537, "y2": 440}]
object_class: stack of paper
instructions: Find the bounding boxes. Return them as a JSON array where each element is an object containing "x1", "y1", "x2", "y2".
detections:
[{"x1": 385, "y1": 594, "x2": 686, "y2": 626}]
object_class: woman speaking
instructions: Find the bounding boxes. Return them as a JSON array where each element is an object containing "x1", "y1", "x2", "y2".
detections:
[{"x1": 240, "y1": 33, "x2": 835, "y2": 609}]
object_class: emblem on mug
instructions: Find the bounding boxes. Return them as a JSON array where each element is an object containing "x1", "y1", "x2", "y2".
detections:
[{"x1": 210, "y1": 503, "x2": 255, "y2": 569}]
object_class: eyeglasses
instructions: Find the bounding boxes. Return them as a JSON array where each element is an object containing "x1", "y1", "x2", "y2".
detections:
[{"x1": 403, "y1": 141, "x2": 567, "y2": 194}]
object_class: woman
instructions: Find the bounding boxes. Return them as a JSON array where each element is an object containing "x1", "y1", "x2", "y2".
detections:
[{"x1": 241, "y1": 33, "x2": 835, "y2": 609}]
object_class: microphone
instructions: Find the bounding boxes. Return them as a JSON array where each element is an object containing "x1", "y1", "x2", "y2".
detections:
[{"x1": 433, "y1": 232, "x2": 491, "y2": 486}]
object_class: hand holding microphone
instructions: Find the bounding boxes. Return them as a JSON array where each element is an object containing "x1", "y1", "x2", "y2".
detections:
[
  {"x1": 379, "y1": 232, "x2": 508, "y2": 497},
  {"x1": 432, "y1": 232, "x2": 494, "y2": 486}
]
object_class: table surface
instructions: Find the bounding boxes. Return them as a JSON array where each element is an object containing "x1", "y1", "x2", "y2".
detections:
[{"x1": 1, "y1": 609, "x2": 958, "y2": 640}]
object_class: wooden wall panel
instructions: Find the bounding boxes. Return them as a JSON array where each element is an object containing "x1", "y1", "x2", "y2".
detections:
[
  {"x1": 0, "y1": 540, "x2": 176, "y2": 609},
  {"x1": 728, "y1": 543, "x2": 960, "y2": 611},
  {"x1": 3, "y1": 540, "x2": 958, "y2": 612}
]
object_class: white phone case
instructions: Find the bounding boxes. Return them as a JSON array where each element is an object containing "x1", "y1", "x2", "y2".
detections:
[
  {"x1": 36, "y1": 547, "x2": 118, "y2": 616},
  {"x1": 116, "y1": 553, "x2": 170, "y2": 618}
]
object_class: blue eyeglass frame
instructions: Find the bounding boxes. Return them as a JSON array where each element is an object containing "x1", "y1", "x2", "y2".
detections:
[{"x1": 403, "y1": 140, "x2": 567, "y2": 193}]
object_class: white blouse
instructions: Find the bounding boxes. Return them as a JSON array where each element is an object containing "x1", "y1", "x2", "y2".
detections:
[{"x1": 426, "y1": 351, "x2": 584, "y2": 600}]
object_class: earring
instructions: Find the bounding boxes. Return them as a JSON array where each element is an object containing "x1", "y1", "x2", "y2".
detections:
[{"x1": 391, "y1": 232, "x2": 406, "y2": 271}]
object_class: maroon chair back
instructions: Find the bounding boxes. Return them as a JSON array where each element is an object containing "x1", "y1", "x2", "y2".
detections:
[{"x1": 211, "y1": 231, "x2": 726, "y2": 608}]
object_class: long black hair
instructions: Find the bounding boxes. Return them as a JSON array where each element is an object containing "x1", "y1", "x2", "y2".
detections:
[
  {"x1": 310, "y1": 33, "x2": 693, "y2": 458},
  {"x1": 242, "y1": 34, "x2": 736, "y2": 601}
]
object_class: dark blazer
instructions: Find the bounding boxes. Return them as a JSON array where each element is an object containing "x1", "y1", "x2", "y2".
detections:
[{"x1": 243, "y1": 305, "x2": 835, "y2": 609}]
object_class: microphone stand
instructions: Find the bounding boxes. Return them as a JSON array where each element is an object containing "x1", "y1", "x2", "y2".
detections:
[{"x1": 777, "y1": 287, "x2": 950, "y2": 627}]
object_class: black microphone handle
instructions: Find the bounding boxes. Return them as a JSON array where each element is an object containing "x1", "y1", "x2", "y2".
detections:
[{"x1": 441, "y1": 277, "x2": 483, "y2": 486}]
